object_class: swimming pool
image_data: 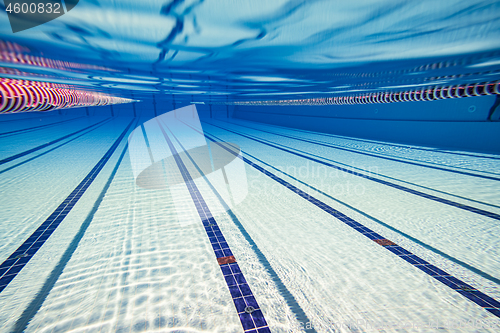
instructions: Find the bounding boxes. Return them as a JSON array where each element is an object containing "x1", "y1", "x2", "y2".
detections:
[
  {"x1": 0, "y1": 106, "x2": 499, "y2": 332},
  {"x1": 1, "y1": 1, "x2": 500, "y2": 332}
]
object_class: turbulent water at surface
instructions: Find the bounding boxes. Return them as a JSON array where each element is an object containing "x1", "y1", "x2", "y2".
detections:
[
  {"x1": 0, "y1": 0, "x2": 500, "y2": 102},
  {"x1": 2, "y1": 3, "x2": 500, "y2": 332}
]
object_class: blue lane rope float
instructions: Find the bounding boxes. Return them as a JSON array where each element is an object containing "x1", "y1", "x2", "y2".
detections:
[{"x1": 213, "y1": 81, "x2": 500, "y2": 106}]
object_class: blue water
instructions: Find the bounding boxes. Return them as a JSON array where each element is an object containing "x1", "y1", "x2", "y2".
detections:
[
  {"x1": 0, "y1": 0, "x2": 500, "y2": 102},
  {"x1": 1, "y1": 1, "x2": 500, "y2": 333}
]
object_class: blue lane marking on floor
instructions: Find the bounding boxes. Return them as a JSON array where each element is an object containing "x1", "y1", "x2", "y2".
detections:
[
  {"x1": 222, "y1": 123, "x2": 500, "y2": 212},
  {"x1": 236, "y1": 118, "x2": 500, "y2": 161},
  {"x1": 12, "y1": 119, "x2": 140, "y2": 333},
  {"x1": 0, "y1": 116, "x2": 85, "y2": 137},
  {"x1": 182, "y1": 120, "x2": 500, "y2": 319},
  {"x1": 203, "y1": 122, "x2": 500, "y2": 222},
  {"x1": 155, "y1": 119, "x2": 271, "y2": 333},
  {"x1": 219, "y1": 120, "x2": 500, "y2": 181},
  {"x1": 217, "y1": 143, "x2": 500, "y2": 286},
  {"x1": 167, "y1": 125, "x2": 316, "y2": 333},
  {"x1": 0, "y1": 118, "x2": 111, "y2": 166},
  {"x1": 0, "y1": 115, "x2": 60, "y2": 123},
  {"x1": 0, "y1": 119, "x2": 135, "y2": 294},
  {"x1": 0, "y1": 118, "x2": 113, "y2": 175}
]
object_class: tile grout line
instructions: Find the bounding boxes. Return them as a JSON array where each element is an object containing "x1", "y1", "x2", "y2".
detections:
[{"x1": 12, "y1": 118, "x2": 141, "y2": 333}]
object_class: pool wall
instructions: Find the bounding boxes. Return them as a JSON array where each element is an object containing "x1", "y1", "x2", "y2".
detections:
[
  {"x1": 77, "y1": 102, "x2": 234, "y2": 119},
  {"x1": 233, "y1": 95, "x2": 500, "y2": 153},
  {"x1": 55, "y1": 95, "x2": 500, "y2": 153}
]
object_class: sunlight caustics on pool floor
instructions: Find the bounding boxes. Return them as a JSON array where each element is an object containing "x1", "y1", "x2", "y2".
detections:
[{"x1": 0, "y1": 114, "x2": 499, "y2": 333}]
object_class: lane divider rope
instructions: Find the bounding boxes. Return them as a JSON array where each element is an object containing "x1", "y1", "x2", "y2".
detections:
[{"x1": 213, "y1": 81, "x2": 500, "y2": 106}]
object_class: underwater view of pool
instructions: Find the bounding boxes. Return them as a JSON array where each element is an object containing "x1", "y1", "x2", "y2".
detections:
[{"x1": 1, "y1": 1, "x2": 500, "y2": 332}]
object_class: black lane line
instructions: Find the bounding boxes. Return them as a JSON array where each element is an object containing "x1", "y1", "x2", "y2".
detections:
[
  {"x1": 216, "y1": 140, "x2": 500, "y2": 286},
  {"x1": 224, "y1": 119, "x2": 500, "y2": 177},
  {"x1": 203, "y1": 122, "x2": 500, "y2": 222},
  {"x1": 0, "y1": 118, "x2": 110, "y2": 166},
  {"x1": 0, "y1": 118, "x2": 113, "y2": 175},
  {"x1": 168, "y1": 124, "x2": 316, "y2": 333},
  {"x1": 235, "y1": 118, "x2": 500, "y2": 160},
  {"x1": 157, "y1": 119, "x2": 271, "y2": 333},
  {"x1": 216, "y1": 120, "x2": 500, "y2": 181},
  {"x1": 0, "y1": 114, "x2": 60, "y2": 123},
  {"x1": 0, "y1": 116, "x2": 85, "y2": 137},
  {"x1": 184, "y1": 120, "x2": 500, "y2": 319},
  {"x1": 12, "y1": 119, "x2": 139, "y2": 333},
  {"x1": 0, "y1": 119, "x2": 135, "y2": 294},
  {"x1": 217, "y1": 121, "x2": 500, "y2": 211},
  {"x1": 236, "y1": 110, "x2": 493, "y2": 123}
]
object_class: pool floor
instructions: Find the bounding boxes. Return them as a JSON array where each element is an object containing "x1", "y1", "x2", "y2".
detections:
[{"x1": 1, "y1": 114, "x2": 499, "y2": 332}]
